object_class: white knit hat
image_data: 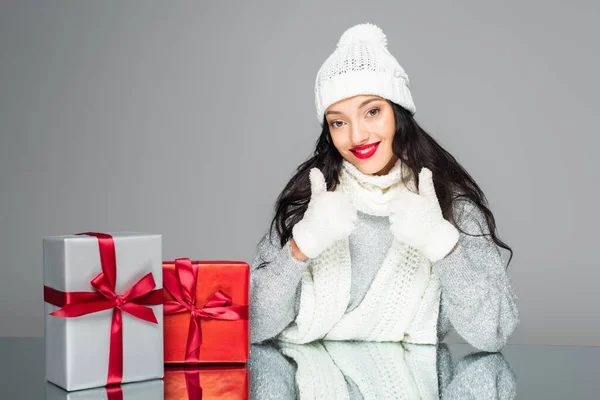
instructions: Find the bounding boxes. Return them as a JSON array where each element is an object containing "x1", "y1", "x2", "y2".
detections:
[{"x1": 314, "y1": 22, "x2": 416, "y2": 124}]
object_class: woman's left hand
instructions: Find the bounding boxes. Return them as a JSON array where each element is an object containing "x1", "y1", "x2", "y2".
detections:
[{"x1": 388, "y1": 167, "x2": 459, "y2": 262}]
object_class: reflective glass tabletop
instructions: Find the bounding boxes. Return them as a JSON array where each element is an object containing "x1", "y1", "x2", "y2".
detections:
[{"x1": 1, "y1": 338, "x2": 598, "y2": 399}]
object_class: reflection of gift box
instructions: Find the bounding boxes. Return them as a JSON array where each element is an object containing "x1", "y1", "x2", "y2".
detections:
[
  {"x1": 164, "y1": 366, "x2": 248, "y2": 400},
  {"x1": 43, "y1": 232, "x2": 164, "y2": 391},
  {"x1": 45, "y1": 379, "x2": 164, "y2": 400},
  {"x1": 163, "y1": 259, "x2": 249, "y2": 364}
]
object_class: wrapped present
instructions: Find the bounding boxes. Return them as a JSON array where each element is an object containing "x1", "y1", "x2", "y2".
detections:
[
  {"x1": 163, "y1": 259, "x2": 249, "y2": 364},
  {"x1": 164, "y1": 365, "x2": 248, "y2": 400},
  {"x1": 45, "y1": 378, "x2": 164, "y2": 400},
  {"x1": 43, "y1": 232, "x2": 164, "y2": 391}
]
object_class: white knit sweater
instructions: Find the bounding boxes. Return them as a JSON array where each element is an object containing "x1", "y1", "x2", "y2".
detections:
[
  {"x1": 248, "y1": 340, "x2": 518, "y2": 400},
  {"x1": 250, "y1": 159, "x2": 519, "y2": 352}
]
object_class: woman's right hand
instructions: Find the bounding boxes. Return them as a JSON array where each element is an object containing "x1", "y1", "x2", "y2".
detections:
[{"x1": 291, "y1": 167, "x2": 358, "y2": 259}]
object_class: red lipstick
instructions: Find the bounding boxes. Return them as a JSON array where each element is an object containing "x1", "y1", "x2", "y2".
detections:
[{"x1": 350, "y1": 141, "x2": 380, "y2": 160}]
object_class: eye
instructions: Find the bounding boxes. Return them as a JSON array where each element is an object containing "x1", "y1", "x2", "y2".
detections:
[
  {"x1": 367, "y1": 107, "x2": 380, "y2": 117},
  {"x1": 330, "y1": 120, "x2": 343, "y2": 128}
]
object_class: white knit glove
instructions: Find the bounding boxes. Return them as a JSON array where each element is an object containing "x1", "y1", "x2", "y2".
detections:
[
  {"x1": 389, "y1": 168, "x2": 459, "y2": 262},
  {"x1": 292, "y1": 168, "x2": 358, "y2": 259}
]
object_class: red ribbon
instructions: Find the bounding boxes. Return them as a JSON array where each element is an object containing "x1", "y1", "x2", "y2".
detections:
[
  {"x1": 163, "y1": 258, "x2": 248, "y2": 363},
  {"x1": 106, "y1": 386, "x2": 123, "y2": 400},
  {"x1": 184, "y1": 368, "x2": 203, "y2": 400},
  {"x1": 43, "y1": 232, "x2": 163, "y2": 386}
]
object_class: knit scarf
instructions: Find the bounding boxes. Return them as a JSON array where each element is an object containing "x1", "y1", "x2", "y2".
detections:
[
  {"x1": 278, "y1": 341, "x2": 439, "y2": 400},
  {"x1": 336, "y1": 158, "x2": 412, "y2": 216},
  {"x1": 279, "y1": 158, "x2": 441, "y2": 344}
]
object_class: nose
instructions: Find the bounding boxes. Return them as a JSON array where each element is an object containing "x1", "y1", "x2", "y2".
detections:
[{"x1": 349, "y1": 120, "x2": 370, "y2": 146}]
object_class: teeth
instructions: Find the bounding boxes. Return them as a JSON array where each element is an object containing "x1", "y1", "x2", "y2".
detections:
[{"x1": 355, "y1": 145, "x2": 375, "y2": 154}]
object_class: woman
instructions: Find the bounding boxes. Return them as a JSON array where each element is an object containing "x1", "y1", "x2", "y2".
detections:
[
  {"x1": 249, "y1": 22, "x2": 518, "y2": 352},
  {"x1": 248, "y1": 341, "x2": 517, "y2": 399}
]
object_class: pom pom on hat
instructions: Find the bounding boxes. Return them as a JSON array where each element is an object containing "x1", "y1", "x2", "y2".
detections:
[{"x1": 337, "y1": 22, "x2": 388, "y2": 49}]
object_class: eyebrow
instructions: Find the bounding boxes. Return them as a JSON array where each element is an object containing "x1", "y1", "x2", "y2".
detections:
[{"x1": 325, "y1": 97, "x2": 382, "y2": 116}]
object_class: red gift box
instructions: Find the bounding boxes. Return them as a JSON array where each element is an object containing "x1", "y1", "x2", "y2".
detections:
[
  {"x1": 163, "y1": 259, "x2": 249, "y2": 364},
  {"x1": 164, "y1": 366, "x2": 248, "y2": 400}
]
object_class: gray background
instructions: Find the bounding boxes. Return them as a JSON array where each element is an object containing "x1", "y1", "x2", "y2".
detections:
[{"x1": 1, "y1": 1, "x2": 598, "y2": 345}]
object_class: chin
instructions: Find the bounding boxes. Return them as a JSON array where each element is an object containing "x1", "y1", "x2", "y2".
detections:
[{"x1": 350, "y1": 159, "x2": 389, "y2": 176}]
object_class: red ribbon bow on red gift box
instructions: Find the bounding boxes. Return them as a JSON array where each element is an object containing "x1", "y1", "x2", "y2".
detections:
[
  {"x1": 163, "y1": 258, "x2": 248, "y2": 364},
  {"x1": 43, "y1": 232, "x2": 163, "y2": 386}
]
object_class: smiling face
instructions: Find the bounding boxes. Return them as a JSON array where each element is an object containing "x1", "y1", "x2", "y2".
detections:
[{"x1": 325, "y1": 95, "x2": 398, "y2": 176}]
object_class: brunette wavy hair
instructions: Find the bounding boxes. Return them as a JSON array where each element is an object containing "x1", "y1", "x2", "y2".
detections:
[{"x1": 269, "y1": 101, "x2": 513, "y2": 267}]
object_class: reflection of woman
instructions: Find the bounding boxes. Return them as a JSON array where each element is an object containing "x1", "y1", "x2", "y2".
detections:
[
  {"x1": 250, "y1": 23, "x2": 519, "y2": 351},
  {"x1": 248, "y1": 341, "x2": 517, "y2": 400}
]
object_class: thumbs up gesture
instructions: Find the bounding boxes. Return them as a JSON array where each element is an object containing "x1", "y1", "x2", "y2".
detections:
[
  {"x1": 389, "y1": 168, "x2": 459, "y2": 262},
  {"x1": 292, "y1": 168, "x2": 358, "y2": 259}
]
